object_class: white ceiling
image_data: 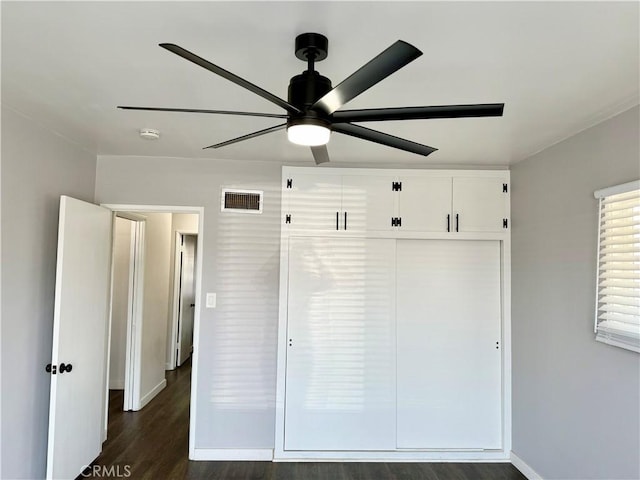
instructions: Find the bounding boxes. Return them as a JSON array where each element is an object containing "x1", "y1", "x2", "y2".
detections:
[{"x1": 2, "y1": 1, "x2": 638, "y2": 167}]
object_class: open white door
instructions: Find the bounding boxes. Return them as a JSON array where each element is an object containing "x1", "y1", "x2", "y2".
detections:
[{"x1": 46, "y1": 196, "x2": 113, "y2": 480}]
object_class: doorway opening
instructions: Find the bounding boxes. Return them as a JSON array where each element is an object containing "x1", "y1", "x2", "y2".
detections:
[
  {"x1": 103, "y1": 205, "x2": 203, "y2": 456},
  {"x1": 45, "y1": 199, "x2": 204, "y2": 479},
  {"x1": 169, "y1": 232, "x2": 198, "y2": 371}
]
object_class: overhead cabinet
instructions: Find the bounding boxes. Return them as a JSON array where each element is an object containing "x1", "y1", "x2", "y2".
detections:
[
  {"x1": 396, "y1": 175, "x2": 452, "y2": 232},
  {"x1": 276, "y1": 166, "x2": 511, "y2": 460},
  {"x1": 284, "y1": 172, "x2": 395, "y2": 232},
  {"x1": 283, "y1": 169, "x2": 509, "y2": 234},
  {"x1": 452, "y1": 176, "x2": 510, "y2": 232}
]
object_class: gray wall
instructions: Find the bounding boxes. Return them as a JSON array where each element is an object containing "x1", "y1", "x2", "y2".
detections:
[
  {"x1": 95, "y1": 156, "x2": 283, "y2": 449},
  {"x1": 0, "y1": 106, "x2": 97, "y2": 479},
  {"x1": 511, "y1": 106, "x2": 640, "y2": 480}
]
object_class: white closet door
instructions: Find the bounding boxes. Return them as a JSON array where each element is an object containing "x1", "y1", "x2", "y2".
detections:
[
  {"x1": 285, "y1": 237, "x2": 396, "y2": 450},
  {"x1": 396, "y1": 240, "x2": 502, "y2": 449}
]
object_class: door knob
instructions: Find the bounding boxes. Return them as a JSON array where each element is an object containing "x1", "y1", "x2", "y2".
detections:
[
  {"x1": 190, "y1": 303, "x2": 195, "y2": 307},
  {"x1": 59, "y1": 363, "x2": 73, "y2": 374}
]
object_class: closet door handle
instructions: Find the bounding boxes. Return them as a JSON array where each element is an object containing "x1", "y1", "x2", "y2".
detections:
[
  {"x1": 455, "y1": 213, "x2": 459, "y2": 232},
  {"x1": 336, "y1": 211, "x2": 339, "y2": 230},
  {"x1": 344, "y1": 212, "x2": 347, "y2": 230},
  {"x1": 447, "y1": 214, "x2": 450, "y2": 232}
]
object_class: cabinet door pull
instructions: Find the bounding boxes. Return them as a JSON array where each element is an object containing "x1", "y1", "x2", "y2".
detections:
[
  {"x1": 447, "y1": 214, "x2": 450, "y2": 232},
  {"x1": 344, "y1": 212, "x2": 347, "y2": 230},
  {"x1": 336, "y1": 211, "x2": 339, "y2": 231},
  {"x1": 455, "y1": 213, "x2": 459, "y2": 232}
]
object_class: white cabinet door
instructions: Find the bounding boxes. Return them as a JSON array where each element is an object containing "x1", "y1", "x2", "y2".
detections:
[
  {"x1": 341, "y1": 175, "x2": 396, "y2": 232},
  {"x1": 398, "y1": 176, "x2": 452, "y2": 232},
  {"x1": 452, "y1": 177, "x2": 508, "y2": 232},
  {"x1": 285, "y1": 173, "x2": 342, "y2": 231},
  {"x1": 396, "y1": 240, "x2": 502, "y2": 449},
  {"x1": 285, "y1": 237, "x2": 396, "y2": 450}
]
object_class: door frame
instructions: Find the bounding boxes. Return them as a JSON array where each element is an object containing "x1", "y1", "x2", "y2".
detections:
[
  {"x1": 169, "y1": 230, "x2": 198, "y2": 370},
  {"x1": 103, "y1": 212, "x2": 146, "y2": 437},
  {"x1": 122, "y1": 214, "x2": 146, "y2": 412},
  {"x1": 101, "y1": 204, "x2": 204, "y2": 459}
]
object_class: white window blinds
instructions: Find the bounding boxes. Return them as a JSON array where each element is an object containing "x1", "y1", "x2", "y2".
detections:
[{"x1": 594, "y1": 180, "x2": 640, "y2": 353}]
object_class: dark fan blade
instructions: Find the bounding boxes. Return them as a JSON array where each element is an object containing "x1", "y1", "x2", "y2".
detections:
[
  {"x1": 312, "y1": 40, "x2": 422, "y2": 115},
  {"x1": 310, "y1": 145, "x2": 330, "y2": 165},
  {"x1": 203, "y1": 123, "x2": 286, "y2": 149},
  {"x1": 118, "y1": 106, "x2": 287, "y2": 119},
  {"x1": 332, "y1": 103, "x2": 505, "y2": 123},
  {"x1": 160, "y1": 43, "x2": 300, "y2": 114},
  {"x1": 332, "y1": 123, "x2": 437, "y2": 157}
]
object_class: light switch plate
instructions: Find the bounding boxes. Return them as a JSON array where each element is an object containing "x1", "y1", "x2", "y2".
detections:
[{"x1": 206, "y1": 293, "x2": 216, "y2": 308}]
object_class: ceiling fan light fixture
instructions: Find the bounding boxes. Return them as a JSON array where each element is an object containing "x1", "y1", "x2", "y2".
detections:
[
  {"x1": 121, "y1": 35, "x2": 504, "y2": 163},
  {"x1": 287, "y1": 123, "x2": 330, "y2": 146}
]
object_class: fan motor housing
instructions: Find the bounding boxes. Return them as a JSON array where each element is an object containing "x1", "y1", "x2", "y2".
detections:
[
  {"x1": 295, "y1": 33, "x2": 328, "y2": 62},
  {"x1": 288, "y1": 71, "x2": 333, "y2": 110}
]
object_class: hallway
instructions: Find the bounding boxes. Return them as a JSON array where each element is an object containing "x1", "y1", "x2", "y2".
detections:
[
  {"x1": 89, "y1": 359, "x2": 193, "y2": 479},
  {"x1": 85, "y1": 361, "x2": 526, "y2": 479}
]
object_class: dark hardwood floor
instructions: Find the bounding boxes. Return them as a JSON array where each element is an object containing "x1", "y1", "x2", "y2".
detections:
[{"x1": 85, "y1": 359, "x2": 526, "y2": 479}]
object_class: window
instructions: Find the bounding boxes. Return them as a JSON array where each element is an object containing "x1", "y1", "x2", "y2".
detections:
[{"x1": 594, "y1": 180, "x2": 640, "y2": 353}]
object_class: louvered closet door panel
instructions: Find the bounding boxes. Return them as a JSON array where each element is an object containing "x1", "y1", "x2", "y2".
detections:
[
  {"x1": 286, "y1": 174, "x2": 342, "y2": 231},
  {"x1": 285, "y1": 237, "x2": 396, "y2": 450},
  {"x1": 396, "y1": 240, "x2": 502, "y2": 449}
]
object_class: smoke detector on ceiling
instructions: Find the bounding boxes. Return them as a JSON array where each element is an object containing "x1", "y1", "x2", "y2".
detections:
[{"x1": 139, "y1": 128, "x2": 160, "y2": 140}]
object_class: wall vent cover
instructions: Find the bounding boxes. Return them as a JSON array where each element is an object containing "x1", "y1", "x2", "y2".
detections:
[{"x1": 221, "y1": 189, "x2": 263, "y2": 214}]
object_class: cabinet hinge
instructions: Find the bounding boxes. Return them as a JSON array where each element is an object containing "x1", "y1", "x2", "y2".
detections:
[
  {"x1": 392, "y1": 181, "x2": 402, "y2": 192},
  {"x1": 286, "y1": 178, "x2": 292, "y2": 189},
  {"x1": 503, "y1": 218, "x2": 508, "y2": 229},
  {"x1": 503, "y1": 183, "x2": 508, "y2": 193},
  {"x1": 391, "y1": 217, "x2": 402, "y2": 227},
  {"x1": 285, "y1": 214, "x2": 291, "y2": 224}
]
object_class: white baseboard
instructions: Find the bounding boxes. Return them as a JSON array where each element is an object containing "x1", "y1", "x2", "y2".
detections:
[
  {"x1": 136, "y1": 378, "x2": 167, "y2": 410},
  {"x1": 189, "y1": 448, "x2": 534, "y2": 467},
  {"x1": 191, "y1": 449, "x2": 274, "y2": 461},
  {"x1": 165, "y1": 362, "x2": 175, "y2": 371},
  {"x1": 274, "y1": 450, "x2": 510, "y2": 462},
  {"x1": 511, "y1": 451, "x2": 543, "y2": 480}
]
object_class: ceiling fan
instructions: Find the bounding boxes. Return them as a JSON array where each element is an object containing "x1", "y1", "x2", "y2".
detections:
[{"x1": 118, "y1": 33, "x2": 504, "y2": 164}]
